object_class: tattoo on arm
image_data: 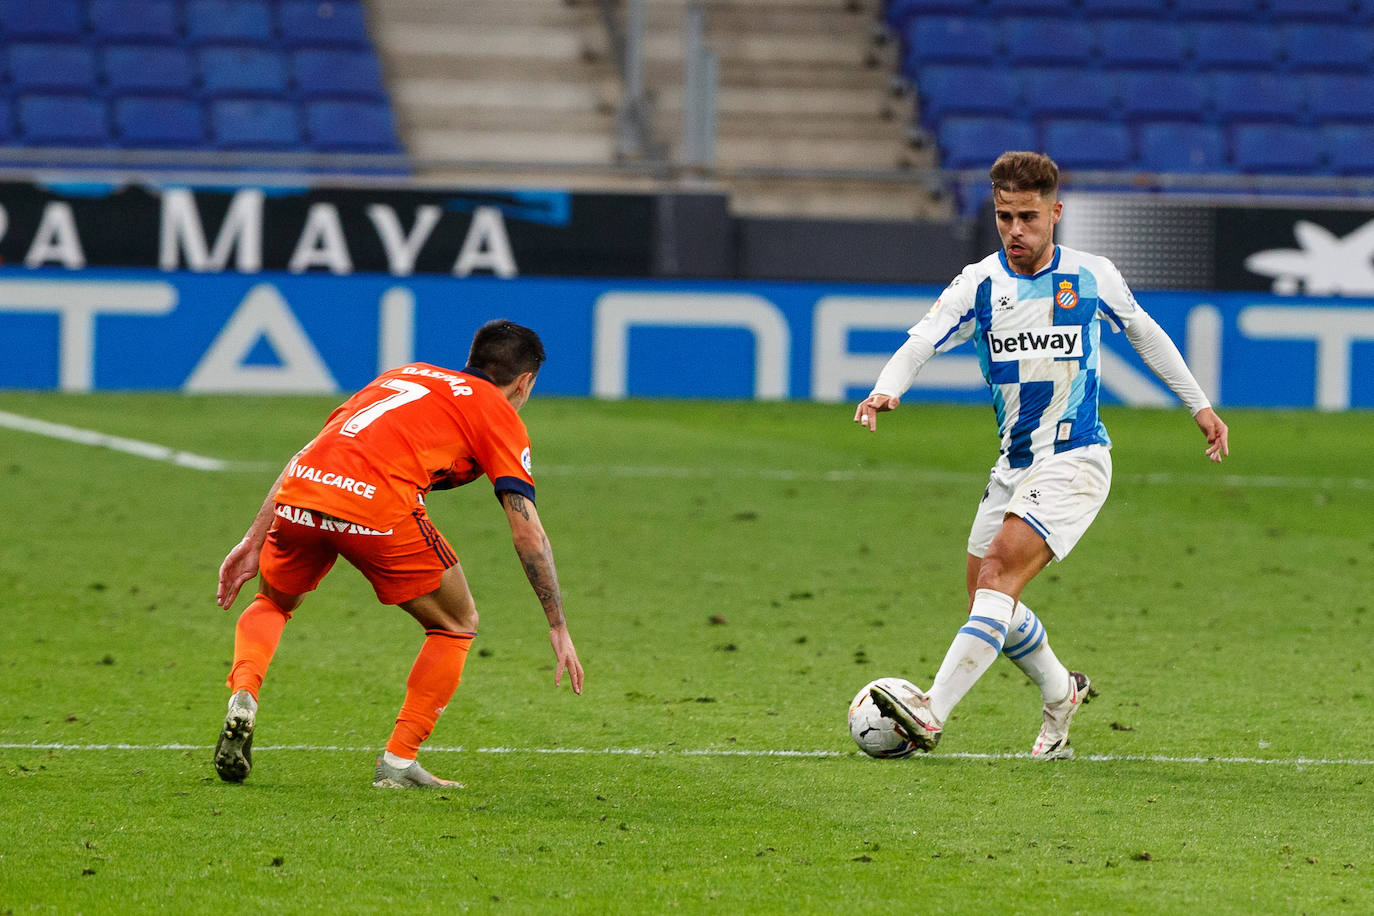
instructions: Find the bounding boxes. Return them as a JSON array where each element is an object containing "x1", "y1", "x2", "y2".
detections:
[
  {"x1": 506, "y1": 492, "x2": 531, "y2": 521},
  {"x1": 517, "y1": 534, "x2": 564, "y2": 627}
]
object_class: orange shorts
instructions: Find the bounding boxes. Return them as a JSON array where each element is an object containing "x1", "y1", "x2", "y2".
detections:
[{"x1": 258, "y1": 504, "x2": 458, "y2": 605}]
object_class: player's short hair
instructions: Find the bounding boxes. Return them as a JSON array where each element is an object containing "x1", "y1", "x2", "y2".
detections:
[
  {"x1": 467, "y1": 319, "x2": 546, "y2": 385},
  {"x1": 989, "y1": 151, "x2": 1060, "y2": 200}
]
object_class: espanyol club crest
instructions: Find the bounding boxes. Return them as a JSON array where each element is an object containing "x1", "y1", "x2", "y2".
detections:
[{"x1": 1055, "y1": 279, "x2": 1079, "y2": 310}]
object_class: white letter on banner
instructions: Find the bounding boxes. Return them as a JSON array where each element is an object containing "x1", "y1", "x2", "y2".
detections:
[
  {"x1": 368, "y1": 204, "x2": 441, "y2": 276},
  {"x1": 185, "y1": 284, "x2": 337, "y2": 392},
  {"x1": 378, "y1": 286, "x2": 415, "y2": 372},
  {"x1": 24, "y1": 203, "x2": 86, "y2": 269},
  {"x1": 453, "y1": 206, "x2": 517, "y2": 278},
  {"x1": 0, "y1": 280, "x2": 176, "y2": 391},
  {"x1": 593, "y1": 293, "x2": 789, "y2": 399},
  {"x1": 159, "y1": 188, "x2": 263, "y2": 272},
  {"x1": 288, "y1": 203, "x2": 353, "y2": 274},
  {"x1": 810, "y1": 297, "x2": 983, "y2": 402},
  {"x1": 1239, "y1": 306, "x2": 1374, "y2": 410}
]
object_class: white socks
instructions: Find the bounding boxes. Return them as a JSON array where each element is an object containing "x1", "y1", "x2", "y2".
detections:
[
  {"x1": 383, "y1": 751, "x2": 415, "y2": 768},
  {"x1": 927, "y1": 589, "x2": 1016, "y2": 724},
  {"x1": 1005, "y1": 601, "x2": 1073, "y2": 705}
]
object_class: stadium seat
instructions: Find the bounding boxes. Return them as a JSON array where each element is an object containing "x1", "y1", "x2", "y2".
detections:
[
  {"x1": 937, "y1": 116, "x2": 1036, "y2": 169},
  {"x1": 304, "y1": 100, "x2": 401, "y2": 151},
  {"x1": 1211, "y1": 72, "x2": 1304, "y2": 124},
  {"x1": 0, "y1": 98, "x2": 14, "y2": 144},
  {"x1": 0, "y1": 0, "x2": 84, "y2": 39},
  {"x1": 988, "y1": 0, "x2": 1075, "y2": 13},
  {"x1": 1306, "y1": 74, "x2": 1374, "y2": 123},
  {"x1": 210, "y1": 98, "x2": 302, "y2": 148},
  {"x1": 1284, "y1": 25, "x2": 1372, "y2": 73},
  {"x1": 103, "y1": 45, "x2": 196, "y2": 96},
  {"x1": 292, "y1": 49, "x2": 388, "y2": 101},
  {"x1": 184, "y1": 0, "x2": 274, "y2": 45},
  {"x1": 1190, "y1": 23, "x2": 1282, "y2": 72},
  {"x1": 278, "y1": 0, "x2": 373, "y2": 48},
  {"x1": 1118, "y1": 71, "x2": 1209, "y2": 122},
  {"x1": 902, "y1": 17, "x2": 999, "y2": 70},
  {"x1": 915, "y1": 66, "x2": 1019, "y2": 124},
  {"x1": 1100, "y1": 20, "x2": 1189, "y2": 69},
  {"x1": 1018, "y1": 67, "x2": 1116, "y2": 119},
  {"x1": 7, "y1": 43, "x2": 97, "y2": 93},
  {"x1": 114, "y1": 97, "x2": 206, "y2": 147},
  {"x1": 884, "y1": 0, "x2": 977, "y2": 32},
  {"x1": 1001, "y1": 18, "x2": 1096, "y2": 67},
  {"x1": 1137, "y1": 122, "x2": 1227, "y2": 173},
  {"x1": 1231, "y1": 123, "x2": 1322, "y2": 173},
  {"x1": 199, "y1": 46, "x2": 290, "y2": 98},
  {"x1": 1171, "y1": 0, "x2": 1256, "y2": 20},
  {"x1": 1268, "y1": 0, "x2": 1356, "y2": 23},
  {"x1": 17, "y1": 96, "x2": 110, "y2": 146},
  {"x1": 1320, "y1": 124, "x2": 1374, "y2": 174},
  {"x1": 89, "y1": 0, "x2": 179, "y2": 42},
  {"x1": 1078, "y1": 0, "x2": 1167, "y2": 17},
  {"x1": 1041, "y1": 120, "x2": 1132, "y2": 170}
]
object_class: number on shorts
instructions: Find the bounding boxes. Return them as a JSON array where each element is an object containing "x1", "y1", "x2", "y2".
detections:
[{"x1": 340, "y1": 378, "x2": 429, "y2": 437}]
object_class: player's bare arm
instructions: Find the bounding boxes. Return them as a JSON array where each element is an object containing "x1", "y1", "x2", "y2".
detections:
[
  {"x1": 853, "y1": 393, "x2": 901, "y2": 432},
  {"x1": 1194, "y1": 407, "x2": 1229, "y2": 463},
  {"x1": 501, "y1": 490, "x2": 585, "y2": 694},
  {"x1": 217, "y1": 460, "x2": 292, "y2": 610}
]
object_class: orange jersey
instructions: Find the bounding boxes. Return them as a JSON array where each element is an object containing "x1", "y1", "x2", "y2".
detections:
[{"x1": 274, "y1": 363, "x2": 535, "y2": 530}]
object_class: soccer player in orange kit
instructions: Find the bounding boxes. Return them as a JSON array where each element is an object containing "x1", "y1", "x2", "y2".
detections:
[{"x1": 213, "y1": 319, "x2": 584, "y2": 788}]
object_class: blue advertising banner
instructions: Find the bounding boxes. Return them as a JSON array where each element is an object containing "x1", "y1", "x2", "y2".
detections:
[{"x1": 1, "y1": 268, "x2": 1371, "y2": 409}]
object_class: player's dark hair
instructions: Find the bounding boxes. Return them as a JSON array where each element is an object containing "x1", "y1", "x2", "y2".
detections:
[
  {"x1": 989, "y1": 151, "x2": 1060, "y2": 200},
  {"x1": 467, "y1": 319, "x2": 545, "y2": 385}
]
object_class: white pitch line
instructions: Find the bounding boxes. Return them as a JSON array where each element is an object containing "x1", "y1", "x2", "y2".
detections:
[
  {"x1": 3, "y1": 742, "x2": 1372, "y2": 767},
  {"x1": 0, "y1": 410, "x2": 272, "y2": 473}
]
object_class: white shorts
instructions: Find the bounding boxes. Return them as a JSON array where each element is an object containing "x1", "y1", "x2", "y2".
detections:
[{"x1": 967, "y1": 444, "x2": 1113, "y2": 562}]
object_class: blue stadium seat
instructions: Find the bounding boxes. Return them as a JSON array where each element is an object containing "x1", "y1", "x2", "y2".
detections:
[
  {"x1": 185, "y1": 0, "x2": 274, "y2": 45},
  {"x1": 0, "y1": 0, "x2": 84, "y2": 39},
  {"x1": 305, "y1": 100, "x2": 400, "y2": 151},
  {"x1": 1231, "y1": 123, "x2": 1322, "y2": 173},
  {"x1": 885, "y1": 0, "x2": 979, "y2": 32},
  {"x1": 17, "y1": 96, "x2": 110, "y2": 146},
  {"x1": 1078, "y1": 0, "x2": 1167, "y2": 17},
  {"x1": 89, "y1": 0, "x2": 179, "y2": 42},
  {"x1": 1357, "y1": 0, "x2": 1374, "y2": 24},
  {"x1": 1001, "y1": 18, "x2": 1096, "y2": 67},
  {"x1": 1018, "y1": 67, "x2": 1116, "y2": 119},
  {"x1": 915, "y1": 66, "x2": 1019, "y2": 124},
  {"x1": 0, "y1": 98, "x2": 14, "y2": 144},
  {"x1": 1212, "y1": 72, "x2": 1304, "y2": 124},
  {"x1": 1320, "y1": 125, "x2": 1374, "y2": 174},
  {"x1": 1137, "y1": 122, "x2": 1227, "y2": 173},
  {"x1": 103, "y1": 45, "x2": 196, "y2": 95},
  {"x1": 1041, "y1": 120, "x2": 1132, "y2": 170},
  {"x1": 1171, "y1": 0, "x2": 1256, "y2": 19},
  {"x1": 1190, "y1": 23, "x2": 1282, "y2": 72},
  {"x1": 1097, "y1": 20, "x2": 1188, "y2": 69},
  {"x1": 278, "y1": 0, "x2": 372, "y2": 48},
  {"x1": 902, "y1": 17, "x2": 999, "y2": 70},
  {"x1": 210, "y1": 99, "x2": 302, "y2": 148},
  {"x1": 1284, "y1": 25, "x2": 1372, "y2": 73},
  {"x1": 1118, "y1": 71, "x2": 1209, "y2": 122},
  {"x1": 292, "y1": 49, "x2": 388, "y2": 101},
  {"x1": 7, "y1": 43, "x2": 97, "y2": 93},
  {"x1": 199, "y1": 46, "x2": 290, "y2": 97},
  {"x1": 988, "y1": 0, "x2": 1075, "y2": 13},
  {"x1": 1306, "y1": 74, "x2": 1374, "y2": 123},
  {"x1": 1268, "y1": 0, "x2": 1355, "y2": 23},
  {"x1": 114, "y1": 97, "x2": 206, "y2": 147},
  {"x1": 937, "y1": 116, "x2": 1036, "y2": 169}
]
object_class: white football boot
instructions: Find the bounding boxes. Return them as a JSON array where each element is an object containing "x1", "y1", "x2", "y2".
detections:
[
  {"x1": 869, "y1": 681, "x2": 943, "y2": 752},
  {"x1": 1032, "y1": 670, "x2": 1094, "y2": 760},
  {"x1": 213, "y1": 689, "x2": 257, "y2": 783},
  {"x1": 372, "y1": 755, "x2": 463, "y2": 789}
]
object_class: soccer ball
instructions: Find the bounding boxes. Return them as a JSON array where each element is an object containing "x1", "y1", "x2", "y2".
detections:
[{"x1": 848, "y1": 678, "x2": 921, "y2": 759}]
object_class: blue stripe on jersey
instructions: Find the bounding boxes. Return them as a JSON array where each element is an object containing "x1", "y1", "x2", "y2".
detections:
[
  {"x1": 1098, "y1": 300, "x2": 1126, "y2": 332},
  {"x1": 1007, "y1": 380, "x2": 1053, "y2": 468},
  {"x1": 1022, "y1": 512, "x2": 1051, "y2": 540}
]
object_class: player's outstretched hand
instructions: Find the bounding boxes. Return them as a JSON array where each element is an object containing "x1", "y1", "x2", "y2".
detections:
[
  {"x1": 854, "y1": 394, "x2": 900, "y2": 432},
  {"x1": 1194, "y1": 407, "x2": 1229, "y2": 463},
  {"x1": 549, "y1": 624, "x2": 584, "y2": 695},
  {"x1": 217, "y1": 537, "x2": 260, "y2": 610}
]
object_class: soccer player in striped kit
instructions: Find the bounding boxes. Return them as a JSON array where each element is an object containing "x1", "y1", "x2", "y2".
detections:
[
  {"x1": 214, "y1": 320, "x2": 584, "y2": 787},
  {"x1": 855, "y1": 151, "x2": 1228, "y2": 759}
]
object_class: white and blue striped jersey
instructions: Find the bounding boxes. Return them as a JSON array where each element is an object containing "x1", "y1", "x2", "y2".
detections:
[{"x1": 910, "y1": 244, "x2": 1145, "y2": 469}]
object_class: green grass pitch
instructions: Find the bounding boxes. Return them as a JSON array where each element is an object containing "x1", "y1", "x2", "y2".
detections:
[{"x1": 1, "y1": 392, "x2": 1371, "y2": 913}]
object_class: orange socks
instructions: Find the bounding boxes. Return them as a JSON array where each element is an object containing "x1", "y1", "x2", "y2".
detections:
[
  {"x1": 386, "y1": 629, "x2": 475, "y2": 759},
  {"x1": 226, "y1": 593, "x2": 293, "y2": 698}
]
